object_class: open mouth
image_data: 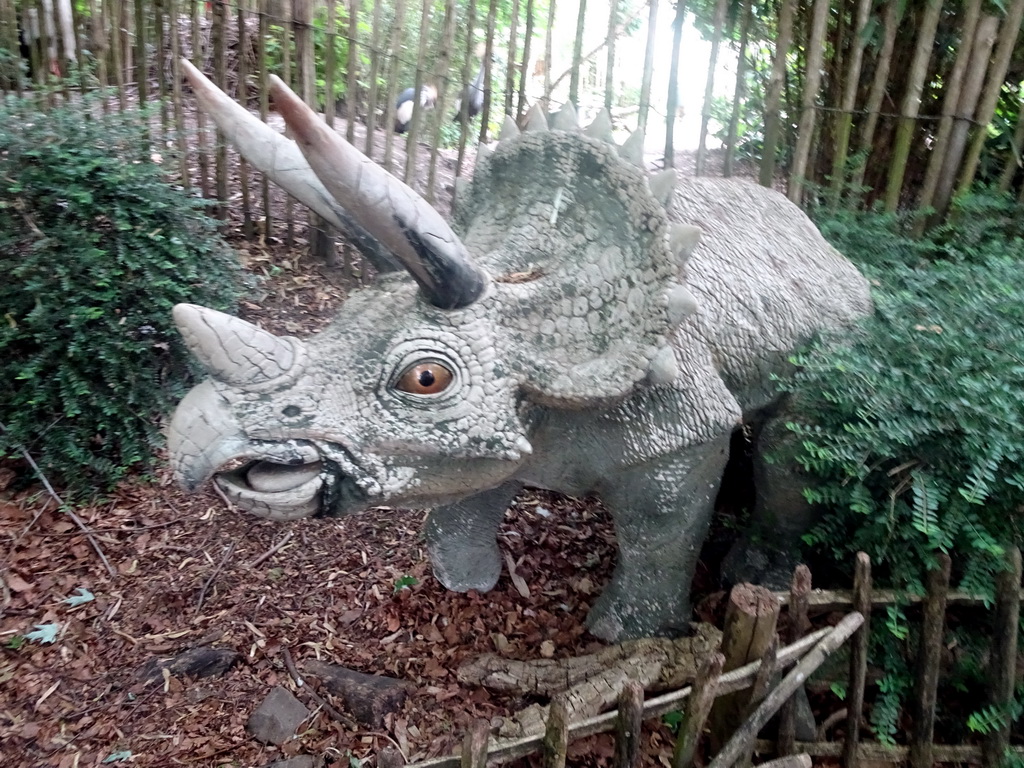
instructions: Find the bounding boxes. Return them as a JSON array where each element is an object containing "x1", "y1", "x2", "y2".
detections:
[{"x1": 215, "y1": 458, "x2": 328, "y2": 520}]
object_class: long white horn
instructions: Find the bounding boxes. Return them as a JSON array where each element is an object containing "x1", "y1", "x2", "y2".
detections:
[
  {"x1": 180, "y1": 59, "x2": 397, "y2": 273},
  {"x1": 269, "y1": 75, "x2": 489, "y2": 309}
]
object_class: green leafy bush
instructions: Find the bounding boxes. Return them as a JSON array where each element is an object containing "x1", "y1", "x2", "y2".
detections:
[
  {"x1": 785, "y1": 197, "x2": 1024, "y2": 588},
  {"x1": 786, "y1": 195, "x2": 1024, "y2": 742},
  {"x1": 0, "y1": 94, "x2": 244, "y2": 495}
]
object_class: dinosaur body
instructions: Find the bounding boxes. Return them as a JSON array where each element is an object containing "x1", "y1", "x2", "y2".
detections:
[{"x1": 169, "y1": 63, "x2": 871, "y2": 641}]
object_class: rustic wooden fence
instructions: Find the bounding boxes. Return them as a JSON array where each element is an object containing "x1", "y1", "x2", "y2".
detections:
[{"x1": 351, "y1": 550, "x2": 1024, "y2": 768}]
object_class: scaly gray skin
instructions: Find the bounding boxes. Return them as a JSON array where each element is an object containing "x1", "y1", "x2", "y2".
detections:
[{"x1": 168, "y1": 66, "x2": 872, "y2": 641}]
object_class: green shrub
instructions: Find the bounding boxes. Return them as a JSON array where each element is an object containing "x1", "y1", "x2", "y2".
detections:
[
  {"x1": 788, "y1": 194, "x2": 1024, "y2": 591},
  {"x1": 0, "y1": 94, "x2": 245, "y2": 496}
]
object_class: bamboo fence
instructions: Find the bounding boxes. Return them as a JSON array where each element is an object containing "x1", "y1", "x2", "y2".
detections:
[{"x1": 5, "y1": 0, "x2": 1024, "y2": 259}]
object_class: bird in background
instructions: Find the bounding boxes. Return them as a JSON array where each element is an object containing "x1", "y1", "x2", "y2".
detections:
[
  {"x1": 452, "y1": 57, "x2": 487, "y2": 124},
  {"x1": 394, "y1": 84, "x2": 438, "y2": 134}
]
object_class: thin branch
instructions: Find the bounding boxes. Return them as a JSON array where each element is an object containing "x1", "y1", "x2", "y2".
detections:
[
  {"x1": 194, "y1": 541, "x2": 236, "y2": 615},
  {"x1": 282, "y1": 646, "x2": 360, "y2": 729},
  {"x1": 246, "y1": 530, "x2": 294, "y2": 568},
  {"x1": 0, "y1": 422, "x2": 116, "y2": 578}
]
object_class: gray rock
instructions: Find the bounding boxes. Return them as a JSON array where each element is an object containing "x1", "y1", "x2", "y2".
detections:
[
  {"x1": 265, "y1": 756, "x2": 321, "y2": 768},
  {"x1": 246, "y1": 686, "x2": 309, "y2": 745}
]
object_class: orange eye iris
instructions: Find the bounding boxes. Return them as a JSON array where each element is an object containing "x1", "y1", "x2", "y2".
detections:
[{"x1": 395, "y1": 362, "x2": 454, "y2": 395}]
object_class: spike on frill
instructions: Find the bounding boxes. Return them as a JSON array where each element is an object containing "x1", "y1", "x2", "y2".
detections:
[
  {"x1": 552, "y1": 102, "x2": 579, "y2": 131},
  {"x1": 525, "y1": 103, "x2": 549, "y2": 132},
  {"x1": 585, "y1": 109, "x2": 614, "y2": 142},
  {"x1": 649, "y1": 169, "x2": 676, "y2": 206},
  {"x1": 499, "y1": 115, "x2": 520, "y2": 142},
  {"x1": 619, "y1": 129, "x2": 646, "y2": 168},
  {"x1": 669, "y1": 224, "x2": 702, "y2": 266}
]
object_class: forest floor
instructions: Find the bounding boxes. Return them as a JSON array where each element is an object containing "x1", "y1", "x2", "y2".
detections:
[{"x1": 0, "y1": 105, "x2": 779, "y2": 768}]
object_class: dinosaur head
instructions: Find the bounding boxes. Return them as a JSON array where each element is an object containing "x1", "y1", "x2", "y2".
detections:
[{"x1": 169, "y1": 67, "x2": 702, "y2": 520}]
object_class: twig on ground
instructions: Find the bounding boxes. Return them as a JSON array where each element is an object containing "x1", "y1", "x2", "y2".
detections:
[
  {"x1": 246, "y1": 530, "x2": 294, "y2": 568},
  {"x1": 194, "y1": 541, "x2": 236, "y2": 615},
  {"x1": 0, "y1": 422, "x2": 117, "y2": 578},
  {"x1": 211, "y1": 482, "x2": 235, "y2": 510},
  {"x1": 282, "y1": 646, "x2": 359, "y2": 729}
]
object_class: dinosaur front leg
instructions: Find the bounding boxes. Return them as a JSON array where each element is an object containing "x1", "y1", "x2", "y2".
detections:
[
  {"x1": 424, "y1": 480, "x2": 523, "y2": 593},
  {"x1": 589, "y1": 435, "x2": 731, "y2": 642}
]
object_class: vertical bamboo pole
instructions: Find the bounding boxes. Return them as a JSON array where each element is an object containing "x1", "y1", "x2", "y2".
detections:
[
  {"x1": 541, "y1": 0, "x2": 554, "y2": 112},
  {"x1": 787, "y1": 0, "x2": 829, "y2": 204},
  {"x1": 664, "y1": 0, "x2": 686, "y2": 169},
  {"x1": 90, "y1": 0, "x2": 109, "y2": 95},
  {"x1": 842, "y1": 553, "x2": 872, "y2": 768},
  {"x1": 191, "y1": 0, "x2": 210, "y2": 196},
  {"x1": 295, "y1": 0, "x2": 331, "y2": 262},
  {"x1": 69, "y1": 0, "x2": 88, "y2": 97},
  {"x1": 615, "y1": 681, "x2": 643, "y2": 768},
  {"x1": 155, "y1": 0, "x2": 169, "y2": 134},
  {"x1": 637, "y1": 0, "x2": 657, "y2": 133},
  {"x1": 672, "y1": 653, "x2": 726, "y2": 768},
  {"x1": 0, "y1": 0, "x2": 16, "y2": 93},
  {"x1": 777, "y1": 565, "x2": 812, "y2": 756},
  {"x1": 211, "y1": 0, "x2": 228, "y2": 218},
  {"x1": 426, "y1": 0, "x2": 456, "y2": 202},
  {"x1": 324, "y1": 0, "x2": 337, "y2": 127},
  {"x1": 503, "y1": 0, "x2": 519, "y2": 117},
  {"x1": 403, "y1": 0, "x2": 432, "y2": 187},
  {"x1": 759, "y1": 0, "x2": 794, "y2": 186},
  {"x1": 695, "y1": 0, "x2": 727, "y2": 176},
  {"x1": 568, "y1": 0, "x2": 585, "y2": 105},
  {"x1": 54, "y1": 0, "x2": 72, "y2": 102},
  {"x1": 543, "y1": 694, "x2": 570, "y2": 768},
  {"x1": 478, "y1": 0, "x2": 497, "y2": 143},
  {"x1": 381, "y1": 0, "x2": 408, "y2": 172},
  {"x1": 923, "y1": 11, "x2": 993, "y2": 227},
  {"x1": 849, "y1": 1, "x2": 899, "y2": 195},
  {"x1": 909, "y1": 553, "x2": 952, "y2": 768},
  {"x1": 956, "y1": 0, "x2": 1024, "y2": 197},
  {"x1": 738, "y1": 636, "x2": 779, "y2": 768},
  {"x1": 603, "y1": 0, "x2": 617, "y2": 111},
  {"x1": 134, "y1": 0, "x2": 147, "y2": 105},
  {"x1": 345, "y1": 0, "x2": 358, "y2": 143},
  {"x1": 723, "y1": 0, "x2": 752, "y2": 177},
  {"x1": 280, "y1": 0, "x2": 294, "y2": 246},
  {"x1": 454, "y1": 0, "x2": 477, "y2": 177},
  {"x1": 516, "y1": 0, "x2": 533, "y2": 123},
  {"x1": 237, "y1": 1, "x2": 253, "y2": 238},
  {"x1": 982, "y1": 547, "x2": 1022, "y2": 768},
  {"x1": 883, "y1": 0, "x2": 944, "y2": 212},
  {"x1": 363, "y1": 0, "x2": 383, "y2": 156},
  {"x1": 258, "y1": 0, "x2": 272, "y2": 237},
  {"x1": 997, "y1": 106, "x2": 1024, "y2": 191},
  {"x1": 169, "y1": 0, "x2": 190, "y2": 189},
  {"x1": 827, "y1": 0, "x2": 872, "y2": 203},
  {"x1": 108, "y1": 0, "x2": 125, "y2": 109}
]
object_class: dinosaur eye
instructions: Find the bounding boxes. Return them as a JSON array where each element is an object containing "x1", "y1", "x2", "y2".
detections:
[{"x1": 395, "y1": 362, "x2": 454, "y2": 395}]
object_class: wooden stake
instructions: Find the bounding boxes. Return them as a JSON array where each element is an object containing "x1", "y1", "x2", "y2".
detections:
[
  {"x1": 543, "y1": 693, "x2": 570, "y2": 768},
  {"x1": 709, "y1": 584, "x2": 781, "y2": 752},
  {"x1": 777, "y1": 565, "x2": 811, "y2": 756},
  {"x1": 673, "y1": 652, "x2": 725, "y2": 768},
  {"x1": 461, "y1": 719, "x2": 490, "y2": 768},
  {"x1": 842, "y1": 553, "x2": 871, "y2": 768},
  {"x1": 615, "y1": 680, "x2": 644, "y2": 768},
  {"x1": 982, "y1": 546, "x2": 1022, "y2": 768},
  {"x1": 909, "y1": 553, "x2": 952, "y2": 768},
  {"x1": 708, "y1": 613, "x2": 865, "y2": 768}
]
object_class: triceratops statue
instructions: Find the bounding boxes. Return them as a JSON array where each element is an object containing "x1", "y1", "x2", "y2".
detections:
[{"x1": 169, "y1": 62, "x2": 871, "y2": 642}]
